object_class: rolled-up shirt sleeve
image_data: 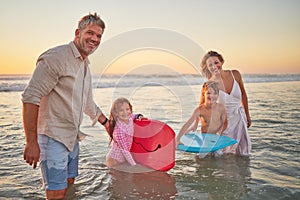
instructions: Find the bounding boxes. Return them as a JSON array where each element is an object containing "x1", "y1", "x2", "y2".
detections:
[
  {"x1": 88, "y1": 105, "x2": 102, "y2": 126},
  {"x1": 22, "y1": 53, "x2": 61, "y2": 105}
]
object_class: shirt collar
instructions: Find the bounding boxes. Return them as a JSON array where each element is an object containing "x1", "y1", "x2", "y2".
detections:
[
  {"x1": 69, "y1": 41, "x2": 90, "y2": 65},
  {"x1": 116, "y1": 117, "x2": 133, "y2": 126}
]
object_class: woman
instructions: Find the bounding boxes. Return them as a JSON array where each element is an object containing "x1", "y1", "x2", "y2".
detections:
[{"x1": 200, "y1": 50, "x2": 251, "y2": 156}]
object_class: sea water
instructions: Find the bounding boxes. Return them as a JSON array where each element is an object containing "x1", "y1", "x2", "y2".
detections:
[{"x1": 0, "y1": 74, "x2": 299, "y2": 199}]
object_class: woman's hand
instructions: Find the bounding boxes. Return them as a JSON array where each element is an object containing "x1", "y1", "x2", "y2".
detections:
[{"x1": 247, "y1": 117, "x2": 251, "y2": 128}]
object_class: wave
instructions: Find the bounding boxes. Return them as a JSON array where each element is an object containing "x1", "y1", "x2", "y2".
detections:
[
  {"x1": 242, "y1": 74, "x2": 300, "y2": 83},
  {"x1": 0, "y1": 74, "x2": 299, "y2": 92}
]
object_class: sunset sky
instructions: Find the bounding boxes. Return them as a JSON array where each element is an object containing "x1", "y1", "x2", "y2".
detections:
[{"x1": 0, "y1": 0, "x2": 299, "y2": 75}]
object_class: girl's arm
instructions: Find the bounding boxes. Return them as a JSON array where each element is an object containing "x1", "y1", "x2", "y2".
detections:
[
  {"x1": 176, "y1": 107, "x2": 200, "y2": 147},
  {"x1": 115, "y1": 127, "x2": 136, "y2": 166},
  {"x1": 134, "y1": 113, "x2": 144, "y2": 120}
]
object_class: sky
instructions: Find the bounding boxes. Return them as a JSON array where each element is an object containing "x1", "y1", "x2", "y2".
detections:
[{"x1": 0, "y1": 0, "x2": 299, "y2": 75}]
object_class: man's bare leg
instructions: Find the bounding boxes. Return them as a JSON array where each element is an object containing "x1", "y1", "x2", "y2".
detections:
[
  {"x1": 46, "y1": 189, "x2": 67, "y2": 200},
  {"x1": 67, "y1": 178, "x2": 75, "y2": 186}
]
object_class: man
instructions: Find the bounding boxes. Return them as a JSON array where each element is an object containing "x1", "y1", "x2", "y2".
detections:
[{"x1": 22, "y1": 13, "x2": 109, "y2": 199}]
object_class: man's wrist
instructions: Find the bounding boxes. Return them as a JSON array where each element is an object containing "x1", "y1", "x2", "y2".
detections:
[{"x1": 101, "y1": 117, "x2": 108, "y2": 125}]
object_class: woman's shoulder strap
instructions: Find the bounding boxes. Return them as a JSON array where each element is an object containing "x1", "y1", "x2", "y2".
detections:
[{"x1": 230, "y1": 70, "x2": 235, "y2": 80}]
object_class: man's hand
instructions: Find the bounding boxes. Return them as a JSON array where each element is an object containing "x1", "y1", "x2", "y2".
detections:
[{"x1": 23, "y1": 142, "x2": 40, "y2": 169}]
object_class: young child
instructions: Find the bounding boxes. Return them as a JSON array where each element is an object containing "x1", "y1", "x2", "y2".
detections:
[
  {"x1": 176, "y1": 81, "x2": 228, "y2": 157},
  {"x1": 106, "y1": 97, "x2": 143, "y2": 167}
]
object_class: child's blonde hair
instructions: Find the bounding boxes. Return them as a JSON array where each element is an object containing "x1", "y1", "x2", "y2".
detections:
[
  {"x1": 202, "y1": 81, "x2": 219, "y2": 94},
  {"x1": 200, "y1": 81, "x2": 219, "y2": 105}
]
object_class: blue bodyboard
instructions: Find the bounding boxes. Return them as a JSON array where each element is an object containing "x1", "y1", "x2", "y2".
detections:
[{"x1": 177, "y1": 132, "x2": 237, "y2": 153}]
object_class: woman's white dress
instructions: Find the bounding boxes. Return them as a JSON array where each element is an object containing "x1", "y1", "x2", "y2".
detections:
[{"x1": 218, "y1": 72, "x2": 251, "y2": 156}]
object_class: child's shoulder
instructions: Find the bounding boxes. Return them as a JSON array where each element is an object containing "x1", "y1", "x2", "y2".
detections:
[{"x1": 198, "y1": 104, "x2": 206, "y2": 110}]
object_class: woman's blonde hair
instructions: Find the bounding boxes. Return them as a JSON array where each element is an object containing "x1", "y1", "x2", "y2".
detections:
[{"x1": 200, "y1": 51, "x2": 224, "y2": 79}]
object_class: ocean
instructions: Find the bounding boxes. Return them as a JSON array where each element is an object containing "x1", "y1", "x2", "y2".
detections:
[{"x1": 0, "y1": 74, "x2": 299, "y2": 199}]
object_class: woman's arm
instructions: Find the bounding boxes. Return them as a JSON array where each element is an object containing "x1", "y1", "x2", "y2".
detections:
[
  {"x1": 219, "y1": 104, "x2": 228, "y2": 134},
  {"x1": 233, "y1": 70, "x2": 251, "y2": 127}
]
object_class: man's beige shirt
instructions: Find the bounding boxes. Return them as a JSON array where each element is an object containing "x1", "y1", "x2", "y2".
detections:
[{"x1": 22, "y1": 42, "x2": 102, "y2": 151}]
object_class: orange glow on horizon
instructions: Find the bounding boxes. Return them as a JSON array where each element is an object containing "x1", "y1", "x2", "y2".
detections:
[{"x1": 94, "y1": 49, "x2": 200, "y2": 75}]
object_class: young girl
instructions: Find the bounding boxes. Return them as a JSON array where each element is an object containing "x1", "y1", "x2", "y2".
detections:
[
  {"x1": 106, "y1": 97, "x2": 143, "y2": 167},
  {"x1": 176, "y1": 81, "x2": 228, "y2": 157}
]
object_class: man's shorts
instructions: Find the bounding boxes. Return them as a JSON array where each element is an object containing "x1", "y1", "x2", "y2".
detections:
[{"x1": 38, "y1": 134, "x2": 79, "y2": 190}]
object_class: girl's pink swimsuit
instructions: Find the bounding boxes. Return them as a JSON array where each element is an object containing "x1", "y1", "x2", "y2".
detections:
[{"x1": 107, "y1": 114, "x2": 136, "y2": 165}]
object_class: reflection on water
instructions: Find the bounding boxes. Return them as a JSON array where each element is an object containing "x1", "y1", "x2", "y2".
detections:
[
  {"x1": 173, "y1": 154, "x2": 251, "y2": 200},
  {"x1": 108, "y1": 169, "x2": 177, "y2": 199},
  {"x1": 197, "y1": 155, "x2": 251, "y2": 199}
]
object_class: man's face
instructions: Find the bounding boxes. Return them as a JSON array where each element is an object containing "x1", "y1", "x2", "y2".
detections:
[{"x1": 74, "y1": 24, "x2": 103, "y2": 59}]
